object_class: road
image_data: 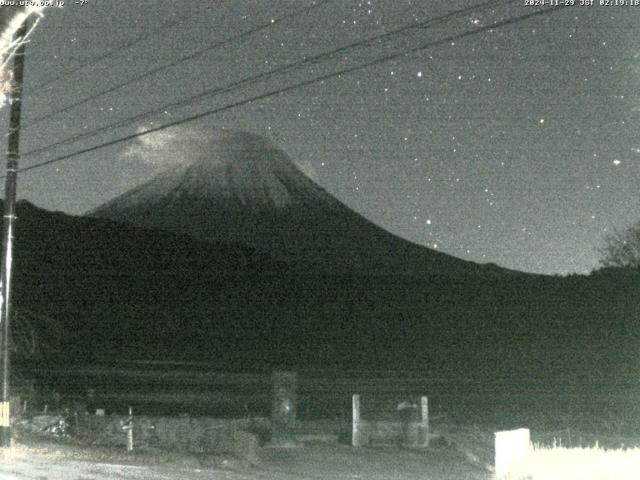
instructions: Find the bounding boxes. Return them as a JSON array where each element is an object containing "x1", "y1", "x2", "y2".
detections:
[
  {"x1": 0, "y1": 442, "x2": 491, "y2": 480},
  {"x1": 0, "y1": 459, "x2": 253, "y2": 479}
]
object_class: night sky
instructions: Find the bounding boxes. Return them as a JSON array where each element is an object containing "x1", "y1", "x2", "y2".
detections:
[{"x1": 4, "y1": 0, "x2": 640, "y2": 275}]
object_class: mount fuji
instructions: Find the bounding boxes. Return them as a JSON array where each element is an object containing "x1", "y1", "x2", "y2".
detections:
[{"x1": 91, "y1": 129, "x2": 506, "y2": 277}]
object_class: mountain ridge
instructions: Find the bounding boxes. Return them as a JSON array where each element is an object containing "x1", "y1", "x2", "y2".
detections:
[{"x1": 90, "y1": 129, "x2": 518, "y2": 278}]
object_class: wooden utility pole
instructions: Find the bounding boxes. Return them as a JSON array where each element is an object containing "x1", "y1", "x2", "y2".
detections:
[{"x1": 0, "y1": 20, "x2": 28, "y2": 447}]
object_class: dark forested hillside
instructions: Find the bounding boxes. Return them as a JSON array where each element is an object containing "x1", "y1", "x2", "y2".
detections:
[{"x1": 2, "y1": 200, "x2": 637, "y2": 387}]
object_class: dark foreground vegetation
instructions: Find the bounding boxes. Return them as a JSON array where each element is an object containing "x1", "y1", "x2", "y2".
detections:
[{"x1": 2, "y1": 200, "x2": 638, "y2": 432}]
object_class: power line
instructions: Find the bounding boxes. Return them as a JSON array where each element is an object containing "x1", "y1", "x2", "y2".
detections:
[
  {"x1": 31, "y1": 7, "x2": 206, "y2": 90},
  {"x1": 24, "y1": 0, "x2": 332, "y2": 129},
  {"x1": 14, "y1": 5, "x2": 564, "y2": 177},
  {"x1": 20, "y1": 0, "x2": 513, "y2": 160}
]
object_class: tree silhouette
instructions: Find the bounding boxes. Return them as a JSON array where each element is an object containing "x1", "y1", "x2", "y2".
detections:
[{"x1": 599, "y1": 221, "x2": 640, "y2": 269}]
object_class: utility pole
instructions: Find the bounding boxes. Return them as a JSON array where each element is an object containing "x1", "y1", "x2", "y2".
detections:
[{"x1": 0, "y1": 20, "x2": 28, "y2": 448}]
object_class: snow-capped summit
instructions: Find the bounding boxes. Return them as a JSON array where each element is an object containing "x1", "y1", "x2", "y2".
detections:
[{"x1": 165, "y1": 130, "x2": 334, "y2": 210}]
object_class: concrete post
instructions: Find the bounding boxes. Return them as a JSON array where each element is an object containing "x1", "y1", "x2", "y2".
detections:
[
  {"x1": 419, "y1": 395, "x2": 429, "y2": 447},
  {"x1": 495, "y1": 428, "x2": 530, "y2": 479},
  {"x1": 352, "y1": 394, "x2": 362, "y2": 447}
]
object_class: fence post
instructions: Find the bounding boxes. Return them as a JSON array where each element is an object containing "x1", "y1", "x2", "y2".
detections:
[
  {"x1": 419, "y1": 395, "x2": 429, "y2": 447},
  {"x1": 270, "y1": 371, "x2": 298, "y2": 447},
  {"x1": 124, "y1": 406, "x2": 134, "y2": 452},
  {"x1": 352, "y1": 394, "x2": 362, "y2": 447}
]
